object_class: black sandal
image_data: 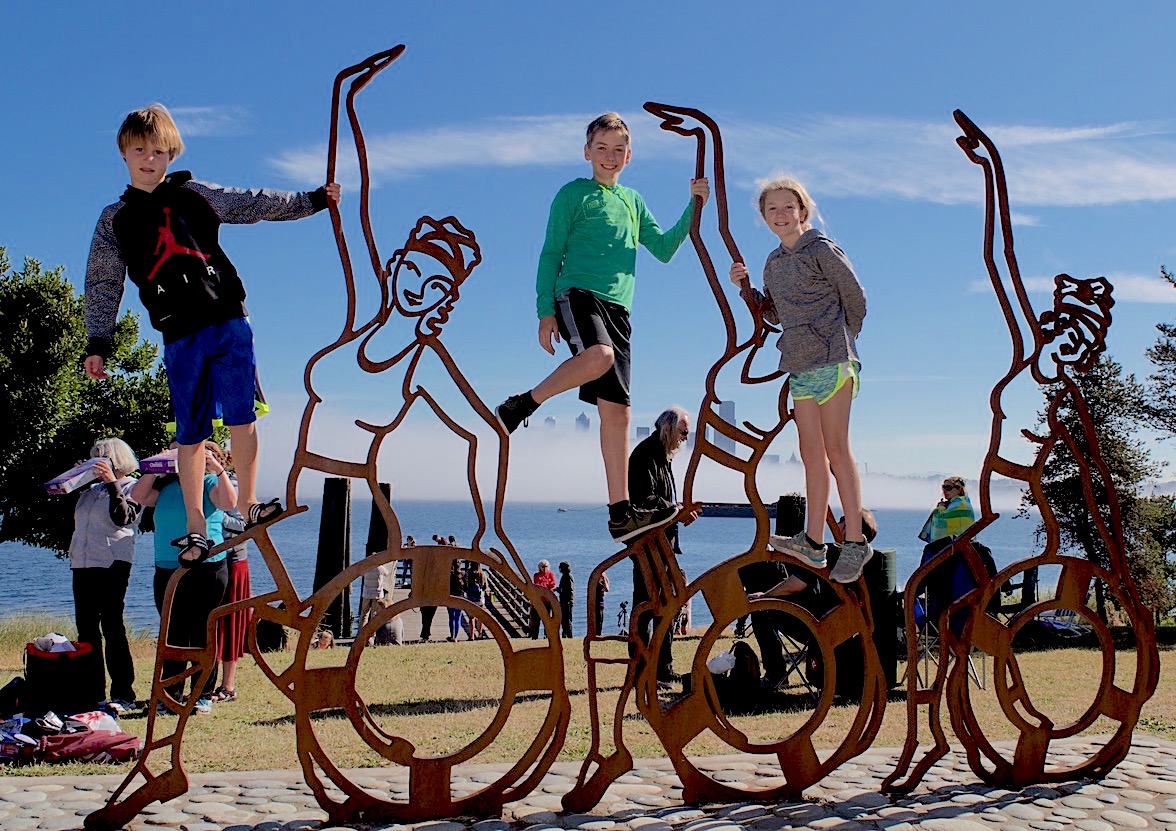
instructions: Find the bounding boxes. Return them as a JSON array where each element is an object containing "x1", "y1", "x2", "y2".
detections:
[
  {"x1": 171, "y1": 532, "x2": 211, "y2": 567},
  {"x1": 246, "y1": 498, "x2": 284, "y2": 528}
]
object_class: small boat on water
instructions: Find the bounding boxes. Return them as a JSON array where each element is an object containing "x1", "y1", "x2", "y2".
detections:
[{"x1": 556, "y1": 507, "x2": 568, "y2": 513}]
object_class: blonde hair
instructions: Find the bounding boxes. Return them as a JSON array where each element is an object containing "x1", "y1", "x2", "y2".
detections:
[
  {"x1": 585, "y1": 112, "x2": 630, "y2": 146},
  {"x1": 943, "y1": 475, "x2": 967, "y2": 494},
  {"x1": 90, "y1": 437, "x2": 138, "y2": 478},
  {"x1": 117, "y1": 103, "x2": 184, "y2": 159},
  {"x1": 204, "y1": 440, "x2": 228, "y2": 473},
  {"x1": 756, "y1": 176, "x2": 818, "y2": 230}
]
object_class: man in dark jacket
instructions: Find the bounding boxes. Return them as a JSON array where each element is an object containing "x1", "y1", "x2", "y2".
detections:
[{"x1": 628, "y1": 406, "x2": 699, "y2": 688}]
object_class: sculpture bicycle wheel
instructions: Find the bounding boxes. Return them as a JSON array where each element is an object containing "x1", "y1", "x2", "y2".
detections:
[
  {"x1": 642, "y1": 550, "x2": 887, "y2": 802},
  {"x1": 947, "y1": 555, "x2": 1157, "y2": 787},
  {"x1": 287, "y1": 544, "x2": 570, "y2": 823}
]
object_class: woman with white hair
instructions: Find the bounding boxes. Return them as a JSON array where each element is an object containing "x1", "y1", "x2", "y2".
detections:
[{"x1": 68, "y1": 436, "x2": 143, "y2": 712}]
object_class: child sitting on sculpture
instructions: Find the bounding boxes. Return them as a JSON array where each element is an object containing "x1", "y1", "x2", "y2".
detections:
[
  {"x1": 729, "y1": 177, "x2": 871, "y2": 584},
  {"x1": 84, "y1": 103, "x2": 340, "y2": 564},
  {"x1": 495, "y1": 112, "x2": 710, "y2": 542}
]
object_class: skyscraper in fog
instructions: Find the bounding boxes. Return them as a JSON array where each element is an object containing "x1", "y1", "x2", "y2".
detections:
[
  {"x1": 716, "y1": 400, "x2": 736, "y2": 453},
  {"x1": 576, "y1": 412, "x2": 590, "y2": 432}
]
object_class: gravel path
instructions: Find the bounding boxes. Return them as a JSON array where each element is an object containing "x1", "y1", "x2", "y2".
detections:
[{"x1": 2, "y1": 735, "x2": 1174, "y2": 831}]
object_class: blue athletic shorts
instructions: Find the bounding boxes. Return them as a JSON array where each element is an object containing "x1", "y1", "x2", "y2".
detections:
[
  {"x1": 164, "y1": 317, "x2": 258, "y2": 445},
  {"x1": 790, "y1": 361, "x2": 860, "y2": 405}
]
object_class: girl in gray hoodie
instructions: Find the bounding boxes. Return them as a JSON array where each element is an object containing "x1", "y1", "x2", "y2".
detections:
[{"x1": 729, "y1": 177, "x2": 871, "y2": 585}]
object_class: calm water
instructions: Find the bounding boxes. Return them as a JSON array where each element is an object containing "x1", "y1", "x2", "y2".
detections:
[{"x1": 0, "y1": 501, "x2": 1039, "y2": 637}]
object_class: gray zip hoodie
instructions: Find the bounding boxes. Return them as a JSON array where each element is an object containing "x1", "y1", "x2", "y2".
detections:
[{"x1": 753, "y1": 228, "x2": 866, "y2": 375}]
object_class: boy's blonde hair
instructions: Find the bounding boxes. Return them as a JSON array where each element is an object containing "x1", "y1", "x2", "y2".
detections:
[
  {"x1": 117, "y1": 103, "x2": 184, "y2": 159},
  {"x1": 756, "y1": 176, "x2": 818, "y2": 228},
  {"x1": 585, "y1": 112, "x2": 630, "y2": 146}
]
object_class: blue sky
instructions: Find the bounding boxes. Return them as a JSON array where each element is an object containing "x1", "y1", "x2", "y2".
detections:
[{"x1": 5, "y1": 2, "x2": 1176, "y2": 509}]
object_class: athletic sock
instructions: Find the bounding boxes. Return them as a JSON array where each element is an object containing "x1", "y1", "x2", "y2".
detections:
[
  {"x1": 608, "y1": 500, "x2": 630, "y2": 523},
  {"x1": 804, "y1": 534, "x2": 825, "y2": 549}
]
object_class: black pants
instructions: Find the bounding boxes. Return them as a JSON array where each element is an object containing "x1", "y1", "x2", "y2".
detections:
[
  {"x1": 154, "y1": 561, "x2": 228, "y2": 700},
  {"x1": 73, "y1": 560, "x2": 136, "y2": 703},
  {"x1": 750, "y1": 609, "x2": 787, "y2": 681},
  {"x1": 419, "y1": 606, "x2": 437, "y2": 641},
  {"x1": 560, "y1": 602, "x2": 574, "y2": 638},
  {"x1": 632, "y1": 559, "x2": 674, "y2": 679}
]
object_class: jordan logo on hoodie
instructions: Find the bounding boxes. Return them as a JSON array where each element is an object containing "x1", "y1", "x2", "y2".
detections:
[{"x1": 146, "y1": 207, "x2": 215, "y2": 288}]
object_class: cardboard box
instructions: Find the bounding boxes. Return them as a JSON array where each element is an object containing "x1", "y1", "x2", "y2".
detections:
[
  {"x1": 139, "y1": 450, "x2": 178, "y2": 474},
  {"x1": 44, "y1": 458, "x2": 102, "y2": 495}
]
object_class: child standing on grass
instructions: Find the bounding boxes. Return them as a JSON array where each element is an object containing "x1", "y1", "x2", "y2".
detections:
[
  {"x1": 84, "y1": 104, "x2": 340, "y2": 565},
  {"x1": 495, "y1": 112, "x2": 710, "y2": 543},
  {"x1": 729, "y1": 177, "x2": 871, "y2": 584}
]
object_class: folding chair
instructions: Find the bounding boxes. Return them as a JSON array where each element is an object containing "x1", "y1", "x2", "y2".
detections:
[
  {"x1": 997, "y1": 565, "x2": 1039, "y2": 622},
  {"x1": 773, "y1": 631, "x2": 818, "y2": 696},
  {"x1": 907, "y1": 595, "x2": 986, "y2": 690}
]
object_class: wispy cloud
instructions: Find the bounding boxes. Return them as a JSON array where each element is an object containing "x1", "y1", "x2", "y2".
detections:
[
  {"x1": 171, "y1": 105, "x2": 252, "y2": 137},
  {"x1": 269, "y1": 111, "x2": 690, "y2": 188},
  {"x1": 718, "y1": 115, "x2": 1176, "y2": 207},
  {"x1": 269, "y1": 110, "x2": 1176, "y2": 208},
  {"x1": 966, "y1": 271, "x2": 1176, "y2": 304}
]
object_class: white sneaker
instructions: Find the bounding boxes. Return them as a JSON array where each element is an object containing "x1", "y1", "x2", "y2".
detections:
[
  {"x1": 830, "y1": 540, "x2": 873, "y2": 584},
  {"x1": 192, "y1": 697, "x2": 213, "y2": 715},
  {"x1": 768, "y1": 532, "x2": 828, "y2": 568}
]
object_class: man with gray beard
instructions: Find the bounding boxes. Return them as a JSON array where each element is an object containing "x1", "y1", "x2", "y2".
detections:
[{"x1": 628, "y1": 406, "x2": 699, "y2": 689}]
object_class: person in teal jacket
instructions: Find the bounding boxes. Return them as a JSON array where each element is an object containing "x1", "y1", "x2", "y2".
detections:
[
  {"x1": 495, "y1": 112, "x2": 710, "y2": 544},
  {"x1": 132, "y1": 441, "x2": 236, "y2": 714}
]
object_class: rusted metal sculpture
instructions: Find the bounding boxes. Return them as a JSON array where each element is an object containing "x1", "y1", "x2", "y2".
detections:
[
  {"x1": 87, "y1": 46, "x2": 569, "y2": 830},
  {"x1": 883, "y1": 110, "x2": 1160, "y2": 792},
  {"x1": 87, "y1": 46, "x2": 1158, "y2": 828},
  {"x1": 564, "y1": 104, "x2": 886, "y2": 810}
]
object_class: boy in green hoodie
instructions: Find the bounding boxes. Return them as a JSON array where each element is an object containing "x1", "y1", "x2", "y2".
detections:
[{"x1": 495, "y1": 113, "x2": 709, "y2": 543}]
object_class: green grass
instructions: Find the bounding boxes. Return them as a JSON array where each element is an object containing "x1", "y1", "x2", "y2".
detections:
[{"x1": 1, "y1": 616, "x2": 1173, "y2": 777}]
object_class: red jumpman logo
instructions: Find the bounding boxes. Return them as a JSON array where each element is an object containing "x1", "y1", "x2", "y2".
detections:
[{"x1": 146, "y1": 207, "x2": 212, "y2": 281}]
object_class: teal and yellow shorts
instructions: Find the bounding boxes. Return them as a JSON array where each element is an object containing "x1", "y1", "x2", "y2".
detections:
[{"x1": 789, "y1": 361, "x2": 860, "y2": 405}]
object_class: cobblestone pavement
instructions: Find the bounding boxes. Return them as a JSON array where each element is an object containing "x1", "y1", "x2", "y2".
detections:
[{"x1": 2, "y1": 736, "x2": 1175, "y2": 831}]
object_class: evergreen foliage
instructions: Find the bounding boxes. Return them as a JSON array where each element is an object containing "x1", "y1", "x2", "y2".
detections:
[
  {"x1": 1024, "y1": 355, "x2": 1171, "y2": 619},
  {"x1": 1145, "y1": 266, "x2": 1176, "y2": 437},
  {"x1": 0, "y1": 247, "x2": 171, "y2": 555}
]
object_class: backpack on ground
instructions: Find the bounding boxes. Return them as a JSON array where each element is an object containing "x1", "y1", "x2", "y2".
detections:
[
  {"x1": 23, "y1": 641, "x2": 102, "y2": 718},
  {"x1": 36, "y1": 729, "x2": 141, "y2": 764},
  {"x1": 713, "y1": 640, "x2": 761, "y2": 715}
]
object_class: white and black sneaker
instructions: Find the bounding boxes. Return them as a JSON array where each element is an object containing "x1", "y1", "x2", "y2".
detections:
[
  {"x1": 609, "y1": 504, "x2": 679, "y2": 543},
  {"x1": 495, "y1": 393, "x2": 538, "y2": 434}
]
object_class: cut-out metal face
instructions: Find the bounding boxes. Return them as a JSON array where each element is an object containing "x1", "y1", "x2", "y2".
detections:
[{"x1": 386, "y1": 216, "x2": 480, "y2": 339}]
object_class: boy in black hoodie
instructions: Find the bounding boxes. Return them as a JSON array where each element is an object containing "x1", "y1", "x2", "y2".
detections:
[{"x1": 84, "y1": 104, "x2": 339, "y2": 563}]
